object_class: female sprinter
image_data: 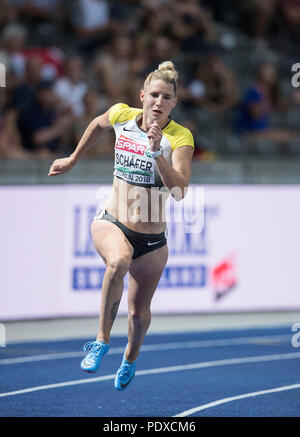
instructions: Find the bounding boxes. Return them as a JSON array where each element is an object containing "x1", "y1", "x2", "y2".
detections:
[{"x1": 48, "y1": 61, "x2": 194, "y2": 390}]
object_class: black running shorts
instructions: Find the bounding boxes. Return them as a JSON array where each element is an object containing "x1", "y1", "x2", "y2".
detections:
[{"x1": 94, "y1": 209, "x2": 167, "y2": 259}]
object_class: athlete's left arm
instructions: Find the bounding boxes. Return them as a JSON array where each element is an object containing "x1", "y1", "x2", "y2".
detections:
[{"x1": 155, "y1": 145, "x2": 194, "y2": 201}]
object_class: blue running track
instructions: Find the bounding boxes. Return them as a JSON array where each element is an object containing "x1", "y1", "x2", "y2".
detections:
[{"x1": 0, "y1": 326, "x2": 300, "y2": 417}]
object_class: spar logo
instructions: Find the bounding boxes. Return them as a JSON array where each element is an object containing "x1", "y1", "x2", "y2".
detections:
[{"x1": 116, "y1": 135, "x2": 147, "y2": 156}]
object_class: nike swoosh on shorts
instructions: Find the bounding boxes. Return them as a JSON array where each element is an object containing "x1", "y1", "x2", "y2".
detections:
[{"x1": 147, "y1": 241, "x2": 162, "y2": 246}]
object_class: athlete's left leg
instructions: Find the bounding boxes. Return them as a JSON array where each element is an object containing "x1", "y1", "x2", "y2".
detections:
[{"x1": 125, "y1": 245, "x2": 169, "y2": 362}]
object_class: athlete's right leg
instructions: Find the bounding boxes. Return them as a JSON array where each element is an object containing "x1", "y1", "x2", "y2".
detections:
[{"x1": 91, "y1": 219, "x2": 134, "y2": 344}]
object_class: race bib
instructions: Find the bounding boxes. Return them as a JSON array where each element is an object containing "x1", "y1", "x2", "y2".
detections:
[{"x1": 114, "y1": 134, "x2": 155, "y2": 185}]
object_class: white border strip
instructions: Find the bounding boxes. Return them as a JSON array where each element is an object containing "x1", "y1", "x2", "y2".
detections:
[
  {"x1": 0, "y1": 334, "x2": 291, "y2": 365},
  {"x1": 0, "y1": 351, "x2": 300, "y2": 399},
  {"x1": 173, "y1": 383, "x2": 300, "y2": 417}
]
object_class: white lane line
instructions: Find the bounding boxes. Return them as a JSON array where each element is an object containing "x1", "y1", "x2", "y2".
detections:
[
  {"x1": 0, "y1": 374, "x2": 116, "y2": 398},
  {"x1": 0, "y1": 334, "x2": 291, "y2": 366},
  {"x1": 0, "y1": 351, "x2": 300, "y2": 399},
  {"x1": 173, "y1": 383, "x2": 300, "y2": 417}
]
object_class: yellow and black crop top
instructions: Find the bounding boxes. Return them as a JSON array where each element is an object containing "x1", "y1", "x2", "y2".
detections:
[{"x1": 109, "y1": 103, "x2": 194, "y2": 188}]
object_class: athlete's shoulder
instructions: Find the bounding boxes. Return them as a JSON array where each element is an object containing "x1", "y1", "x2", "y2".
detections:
[
  {"x1": 109, "y1": 103, "x2": 143, "y2": 126},
  {"x1": 163, "y1": 119, "x2": 194, "y2": 150}
]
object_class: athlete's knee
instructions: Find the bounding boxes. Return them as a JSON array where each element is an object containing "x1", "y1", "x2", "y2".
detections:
[
  {"x1": 128, "y1": 307, "x2": 151, "y2": 323},
  {"x1": 106, "y1": 256, "x2": 131, "y2": 280}
]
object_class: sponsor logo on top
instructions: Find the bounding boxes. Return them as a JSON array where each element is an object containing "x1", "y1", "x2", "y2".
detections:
[{"x1": 116, "y1": 135, "x2": 147, "y2": 156}]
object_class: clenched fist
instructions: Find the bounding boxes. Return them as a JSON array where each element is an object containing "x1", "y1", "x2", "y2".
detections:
[
  {"x1": 147, "y1": 121, "x2": 162, "y2": 152},
  {"x1": 48, "y1": 156, "x2": 75, "y2": 176}
]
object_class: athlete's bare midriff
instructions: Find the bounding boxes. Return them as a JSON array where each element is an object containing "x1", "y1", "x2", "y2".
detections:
[{"x1": 104, "y1": 176, "x2": 169, "y2": 234}]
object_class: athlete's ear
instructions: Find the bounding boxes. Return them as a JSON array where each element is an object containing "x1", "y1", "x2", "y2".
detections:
[{"x1": 140, "y1": 89, "x2": 145, "y2": 104}]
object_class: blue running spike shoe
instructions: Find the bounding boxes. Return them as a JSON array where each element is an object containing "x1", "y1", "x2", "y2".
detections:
[
  {"x1": 80, "y1": 341, "x2": 109, "y2": 373},
  {"x1": 114, "y1": 357, "x2": 136, "y2": 391}
]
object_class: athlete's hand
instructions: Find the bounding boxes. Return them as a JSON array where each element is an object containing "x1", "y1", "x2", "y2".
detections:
[
  {"x1": 48, "y1": 156, "x2": 75, "y2": 176},
  {"x1": 147, "y1": 121, "x2": 162, "y2": 152}
]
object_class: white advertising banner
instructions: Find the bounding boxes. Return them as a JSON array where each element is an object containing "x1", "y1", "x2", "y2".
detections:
[{"x1": 0, "y1": 184, "x2": 300, "y2": 320}]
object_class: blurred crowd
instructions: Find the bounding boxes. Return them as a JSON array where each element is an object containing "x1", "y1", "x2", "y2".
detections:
[{"x1": 0, "y1": 0, "x2": 300, "y2": 161}]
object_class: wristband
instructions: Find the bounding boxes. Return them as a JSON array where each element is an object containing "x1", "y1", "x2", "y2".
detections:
[{"x1": 148, "y1": 148, "x2": 162, "y2": 159}]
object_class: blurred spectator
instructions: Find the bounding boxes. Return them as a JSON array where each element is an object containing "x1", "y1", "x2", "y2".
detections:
[
  {"x1": 127, "y1": 35, "x2": 177, "y2": 84},
  {"x1": 234, "y1": 62, "x2": 295, "y2": 145},
  {"x1": 0, "y1": 0, "x2": 21, "y2": 27},
  {"x1": 12, "y1": 0, "x2": 63, "y2": 41},
  {"x1": 201, "y1": 0, "x2": 238, "y2": 26},
  {"x1": 137, "y1": 0, "x2": 218, "y2": 53},
  {"x1": 0, "y1": 86, "x2": 25, "y2": 160},
  {"x1": 70, "y1": 0, "x2": 114, "y2": 56},
  {"x1": 21, "y1": 46, "x2": 64, "y2": 80},
  {"x1": 181, "y1": 54, "x2": 239, "y2": 114},
  {"x1": 0, "y1": 106, "x2": 31, "y2": 159},
  {"x1": 236, "y1": 0, "x2": 278, "y2": 44},
  {"x1": 92, "y1": 35, "x2": 133, "y2": 102},
  {"x1": 168, "y1": 0, "x2": 217, "y2": 52},
  {"x1": 138, "y1": 0, "x2": 172, "y2": 43},
  {"x1": 110, "y1": 0, "x2": 144, "y2": 36},
  {"x1": 279, "y1": 0, "x2": 300, "y2": 30},
  {"x1": 73, "y1": 89, "x2": 114, "y2": 157},
  {"x1": 0, "y1": 22, "x2": 64, "y2": 83},
  {"x1": 53, "y1": 55, "x2": 88, "y2": 117},
  {"x1": 0, "y1": 23, "x2": 27, "y2": 82},
  {"x1": 200, "y1": 54, "x2": 239, "y2": 113},
  {"x1": 127, "y1": 35, "x2": 150, "y2": 79},
  {"x1": 17, "y1": 80, "x2": 73, "y2": 157},
  {"x1": 126, "y1": 74, "x2": 145, "y2": 108},
  {"x1": 252, "y1": 0, "x2": 277, "y2": 41},
  {"x1": 15, "y1": 0, "x2": 62, "y2": 20},
  {"x1": 143, "y1": 36, "x2": 179, "y2": 75},
  {"x1": 10, "y1": 55, "x2": 43, "y2": 112},
  {"x1": 176, "y1": 118, "x2": 206, "y2": 160},
  {"x1": 276, "y1": 0, "x2": 300, "y2": 49},
  {"x1": 292, "y1": 89, "x2": 300, "y2": 105}
]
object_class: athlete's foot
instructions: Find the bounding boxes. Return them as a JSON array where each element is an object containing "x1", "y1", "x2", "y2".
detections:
[
  {"x1": 80, "y1": 341, "x2": 109, "y2": 373},
  {"x1": 114, "y1": 357, "x2": 136, "y2": 391}
]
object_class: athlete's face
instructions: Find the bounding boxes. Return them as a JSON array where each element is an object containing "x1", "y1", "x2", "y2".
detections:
[{"x1": 140, "y1": 79, "x2": 177, "y2": 128}]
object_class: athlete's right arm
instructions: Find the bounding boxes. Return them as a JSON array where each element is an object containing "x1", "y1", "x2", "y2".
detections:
[{"x1": 48, "y1": 107, "x2": 112, "y2": 176}]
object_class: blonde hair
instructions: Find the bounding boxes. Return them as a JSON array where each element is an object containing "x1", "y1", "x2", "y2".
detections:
[{"x1": 143, "y1": 61, "x2": 179, "y2": 95}]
